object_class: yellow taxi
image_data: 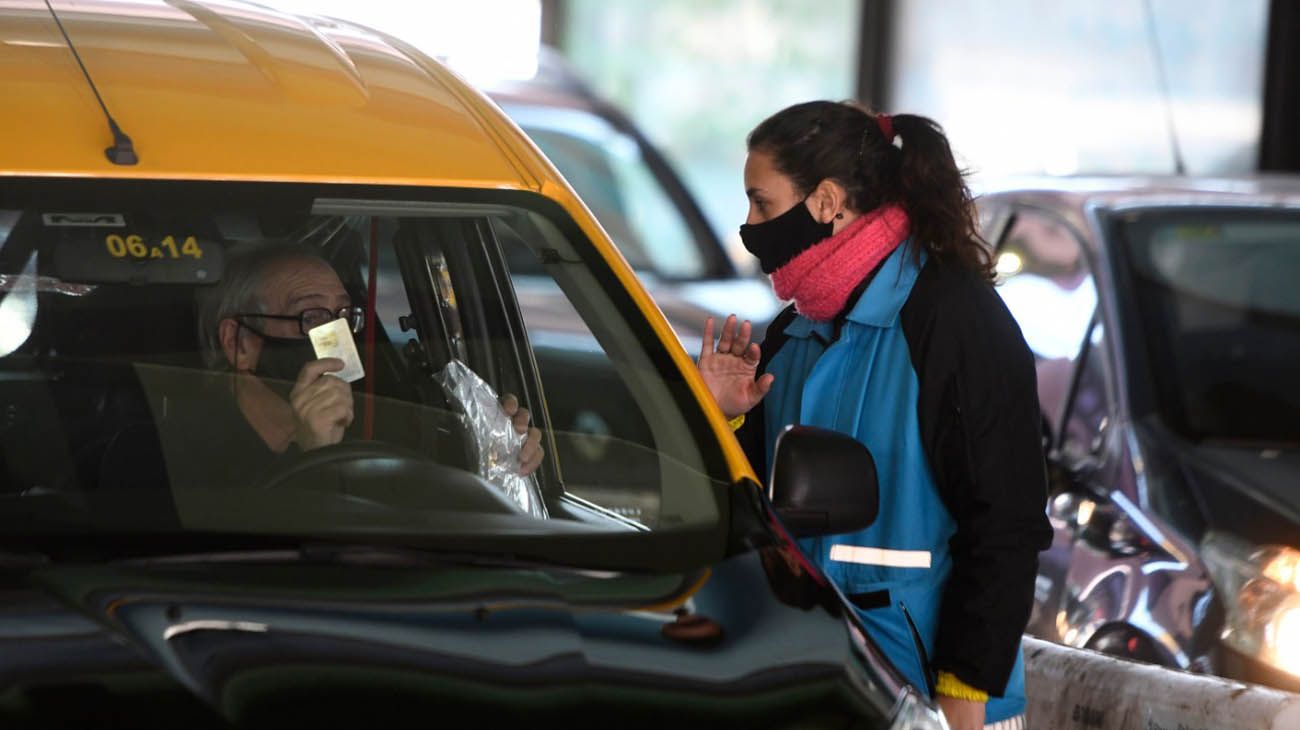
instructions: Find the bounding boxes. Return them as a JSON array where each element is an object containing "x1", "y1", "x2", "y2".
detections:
[{"x1": 0, "y1": 2, "x2": 940, "y2": 728}]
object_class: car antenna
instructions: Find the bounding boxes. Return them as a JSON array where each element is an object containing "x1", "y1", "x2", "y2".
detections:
[
  {"x1": 42, "y1": 0, "x2": 138, "y2": 165},
  {"x1": 1142, "y1": 0, "x2": 1186, "y2": 176}
]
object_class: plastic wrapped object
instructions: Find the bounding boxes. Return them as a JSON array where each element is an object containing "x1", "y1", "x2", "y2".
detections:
[{"x1": 436, "y1": 359, "x2": 548, "y2": 519}]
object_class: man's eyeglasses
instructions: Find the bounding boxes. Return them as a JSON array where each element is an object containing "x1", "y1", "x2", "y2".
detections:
[{"x1": 236, "y1": 306, "x2": 365, "y2": 337}]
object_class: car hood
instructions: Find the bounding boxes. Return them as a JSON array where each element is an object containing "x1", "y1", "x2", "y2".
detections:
[{"x1": 11, "y1": 546, "x2": 903, "y2": 726}]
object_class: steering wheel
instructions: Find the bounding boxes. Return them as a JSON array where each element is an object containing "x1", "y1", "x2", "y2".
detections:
[
  {"x1": 259, "y1": 439, "x2": 425, "y2": 489},
  {"x1": 257, "y1": 439, "x2": 526, "y2": 516}
]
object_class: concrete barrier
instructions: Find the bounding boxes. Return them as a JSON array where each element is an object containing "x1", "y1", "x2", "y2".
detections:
[{"x1": 1023, "y1": 636, "x2": 1300, "y2": 730}]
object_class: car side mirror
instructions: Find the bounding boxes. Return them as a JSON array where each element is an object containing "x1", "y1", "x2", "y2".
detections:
[{"x1": 768, "y1": 425, "x2": 879, "y2": 538}]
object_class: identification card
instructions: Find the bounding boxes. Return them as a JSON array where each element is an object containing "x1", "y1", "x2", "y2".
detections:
[{"x1": 307, "y1": 317, "x2": 365, "y2": 382}]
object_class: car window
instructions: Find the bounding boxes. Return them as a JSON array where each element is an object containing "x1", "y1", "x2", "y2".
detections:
[
  {"x1": 500, "y1": 103, "x2": 707, "y2": 280},
  {"x1": 994, "y1": 209, "x2": 1098, "y2": 435},
  {"x1": 495, "y1": 222, "x2": 668, "y2": 527},
  {"x1": 1118, "y1": 208, "x2": 1300, "y2": 445},
  {"x1": 0, "y1": 180, "x2": 727, "y2": 567}
]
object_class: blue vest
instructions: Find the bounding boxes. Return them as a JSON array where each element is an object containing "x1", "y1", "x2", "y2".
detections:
[{"x1": 762, "y1": 243, "x2": 1026, "y2": 722}]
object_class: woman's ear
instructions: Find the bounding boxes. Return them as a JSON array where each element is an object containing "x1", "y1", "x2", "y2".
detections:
[{"x1": 809, "y1": 178, "x2": 850, "y2": 224}]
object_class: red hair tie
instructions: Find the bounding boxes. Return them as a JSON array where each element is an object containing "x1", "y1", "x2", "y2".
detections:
[{"x1": 876, "y1": 113, "x2": 895, "y2": 141}]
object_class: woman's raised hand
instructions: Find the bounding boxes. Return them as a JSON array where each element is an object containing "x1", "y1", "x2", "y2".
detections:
[{"x1": 697, "y1": 314, "x2": 775, "y2": 420}]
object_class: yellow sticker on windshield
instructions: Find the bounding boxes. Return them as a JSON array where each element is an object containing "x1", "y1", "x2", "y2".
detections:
[{"x1": 103, "y1": 234, "x2": 204, "y2": 260}]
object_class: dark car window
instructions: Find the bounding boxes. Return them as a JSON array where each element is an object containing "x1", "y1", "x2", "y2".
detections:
[
  {"x1": 1117, "y1": 208, "x2": 1300, "y2": 446},
  {"x1": 0, "y1": 179, "x2": 727, "y2": 568},
  {"x1": 500, "y1": 103, "x2": 708, "y2": 280},
  {"x1": 994, "y1": 209, "x2": 1098, "y2": 434}
]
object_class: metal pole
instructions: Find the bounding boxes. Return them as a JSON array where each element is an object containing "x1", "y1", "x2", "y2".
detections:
[
  {"x1": 1260, "y1": 0, "x2": 1300, "y2": 171},
  {"x1": 855, "y1": 0, "x2": 895, "y2": 110},
  {"x1": 540, "y1": 0, "x2": 567, "y2": 51}
]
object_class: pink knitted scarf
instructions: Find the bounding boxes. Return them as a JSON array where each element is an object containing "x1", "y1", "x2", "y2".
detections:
[{"x1": 770, "y1": 204, "x2": 911, "y2": 321}]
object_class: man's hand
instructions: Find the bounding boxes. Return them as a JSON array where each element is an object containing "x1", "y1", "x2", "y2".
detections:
[
  {"x1": 936, "y1": 695, "x2": 985, "y2": 730},
  {"x1": 501, "y1": 393, "x2": 544, "y2": 476},
  {"x1": 697, "y1": 314, "x2": 775, "y2": 419},
  {"x1": 290, "y1": 358, "x2": 354, "y2": 451}
]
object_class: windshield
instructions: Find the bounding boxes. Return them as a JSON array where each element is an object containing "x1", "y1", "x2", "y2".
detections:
[
  {"x1": 0, "y1": 179, "x2": 728, "y2": 569},
  {"x1": 1118, "y1": 207, "x2": 1300, "y2": 446},
  {"x1": 500, "y1": 102, "x2": 710, "y2": 280}
]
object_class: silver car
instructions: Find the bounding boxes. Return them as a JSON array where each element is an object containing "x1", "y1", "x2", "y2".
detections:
[{"x1": 978, "y1": 175, "x2": 1300, "y2": 691}]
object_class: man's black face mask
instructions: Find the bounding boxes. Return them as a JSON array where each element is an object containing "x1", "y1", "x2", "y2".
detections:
[
  {"x1": 242, "y1": 324, "x2": 316, "y2": 386},
  {"x1": 739, "y1": 198, "x2": 833, "y2": 274}
]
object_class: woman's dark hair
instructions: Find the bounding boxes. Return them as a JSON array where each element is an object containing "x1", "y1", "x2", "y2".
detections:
[{"x1": 747, "y1": 100, "x2": 994, "y2": 280}]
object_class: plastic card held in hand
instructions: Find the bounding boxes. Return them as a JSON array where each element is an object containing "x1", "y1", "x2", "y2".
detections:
[{"x1": 308, "y1": 317, "x2": 365, "y2": 382}]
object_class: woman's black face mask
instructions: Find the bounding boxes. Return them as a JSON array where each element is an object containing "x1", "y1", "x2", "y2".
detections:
[{"x1": 739, "y1": 198, "x2": 833, "y2": 274}]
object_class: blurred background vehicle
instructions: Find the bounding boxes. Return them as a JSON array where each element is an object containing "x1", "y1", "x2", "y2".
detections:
[
  {"x1": 482, "y1": 47, "x2": 784, "y2": 351},
  {"x1": 978, "y1": 175, "x2": 1300, "y2": 692}
]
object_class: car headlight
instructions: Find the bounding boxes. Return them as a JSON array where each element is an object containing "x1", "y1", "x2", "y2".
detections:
[
  {"x1": 888, "y1": 686, "x2": 949, "y2": 729},
  {"x1": 1202, "y1": 530, "x2": 1300, "y2": 676}
]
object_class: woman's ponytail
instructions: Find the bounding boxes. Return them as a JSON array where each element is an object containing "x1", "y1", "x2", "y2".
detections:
[
  {"x1": 890, "y1": 114, "x2": 994, "y2": 280},
  {"x1": 748, "y1": 102, "x2": 994, "y2": 281}
]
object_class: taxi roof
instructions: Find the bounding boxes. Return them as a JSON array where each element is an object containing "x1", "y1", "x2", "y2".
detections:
[{"x1": 0, "y1": 0, "x2": 544, "y2": 188}]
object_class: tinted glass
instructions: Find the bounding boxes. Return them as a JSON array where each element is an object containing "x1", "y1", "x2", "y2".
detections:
[
  {"x1": 497, "y1": 227, "x2": 660, "y2": 526},
  {"x1": 1119, "y1": 208, "x2": 1300, "y2": 445},
  {"x1": 0, "y1": 180, "x2": 726, "y2": 566}
]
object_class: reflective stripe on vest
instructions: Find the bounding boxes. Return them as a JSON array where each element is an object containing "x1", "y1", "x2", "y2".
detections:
[{"x1": 829, "y1": 545, "x2": 932, "y2": 568}]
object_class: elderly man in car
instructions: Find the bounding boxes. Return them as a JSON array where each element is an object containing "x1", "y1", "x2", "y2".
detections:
[{"x1": 192, "y1": 240, "x2": 544, "y2": 486}]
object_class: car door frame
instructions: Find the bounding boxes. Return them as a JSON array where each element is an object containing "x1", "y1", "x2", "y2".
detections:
[{"x1": 989, "y1": 201, "x2": 1121, "y2": 641}]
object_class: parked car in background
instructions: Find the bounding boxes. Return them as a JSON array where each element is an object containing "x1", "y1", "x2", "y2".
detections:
[
  {"x1": 0, "y1": 2, "x2": 943, "y2": 728},
  {"x1": 978, "y1": 176, "x2": 1300, "y2": 692},
  {"x1": 481, "y1": 46, "x2": 783, "y2": 354}
]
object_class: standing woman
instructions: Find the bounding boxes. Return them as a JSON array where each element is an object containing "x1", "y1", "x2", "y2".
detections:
[{"x1": 698, "y1": 101, "x2": 1052, "y2": 730}]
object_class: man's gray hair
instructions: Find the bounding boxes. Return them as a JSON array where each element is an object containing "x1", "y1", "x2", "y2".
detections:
[{"x1": 196, "y1": 240, "x2": 327, "y2": 370}]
